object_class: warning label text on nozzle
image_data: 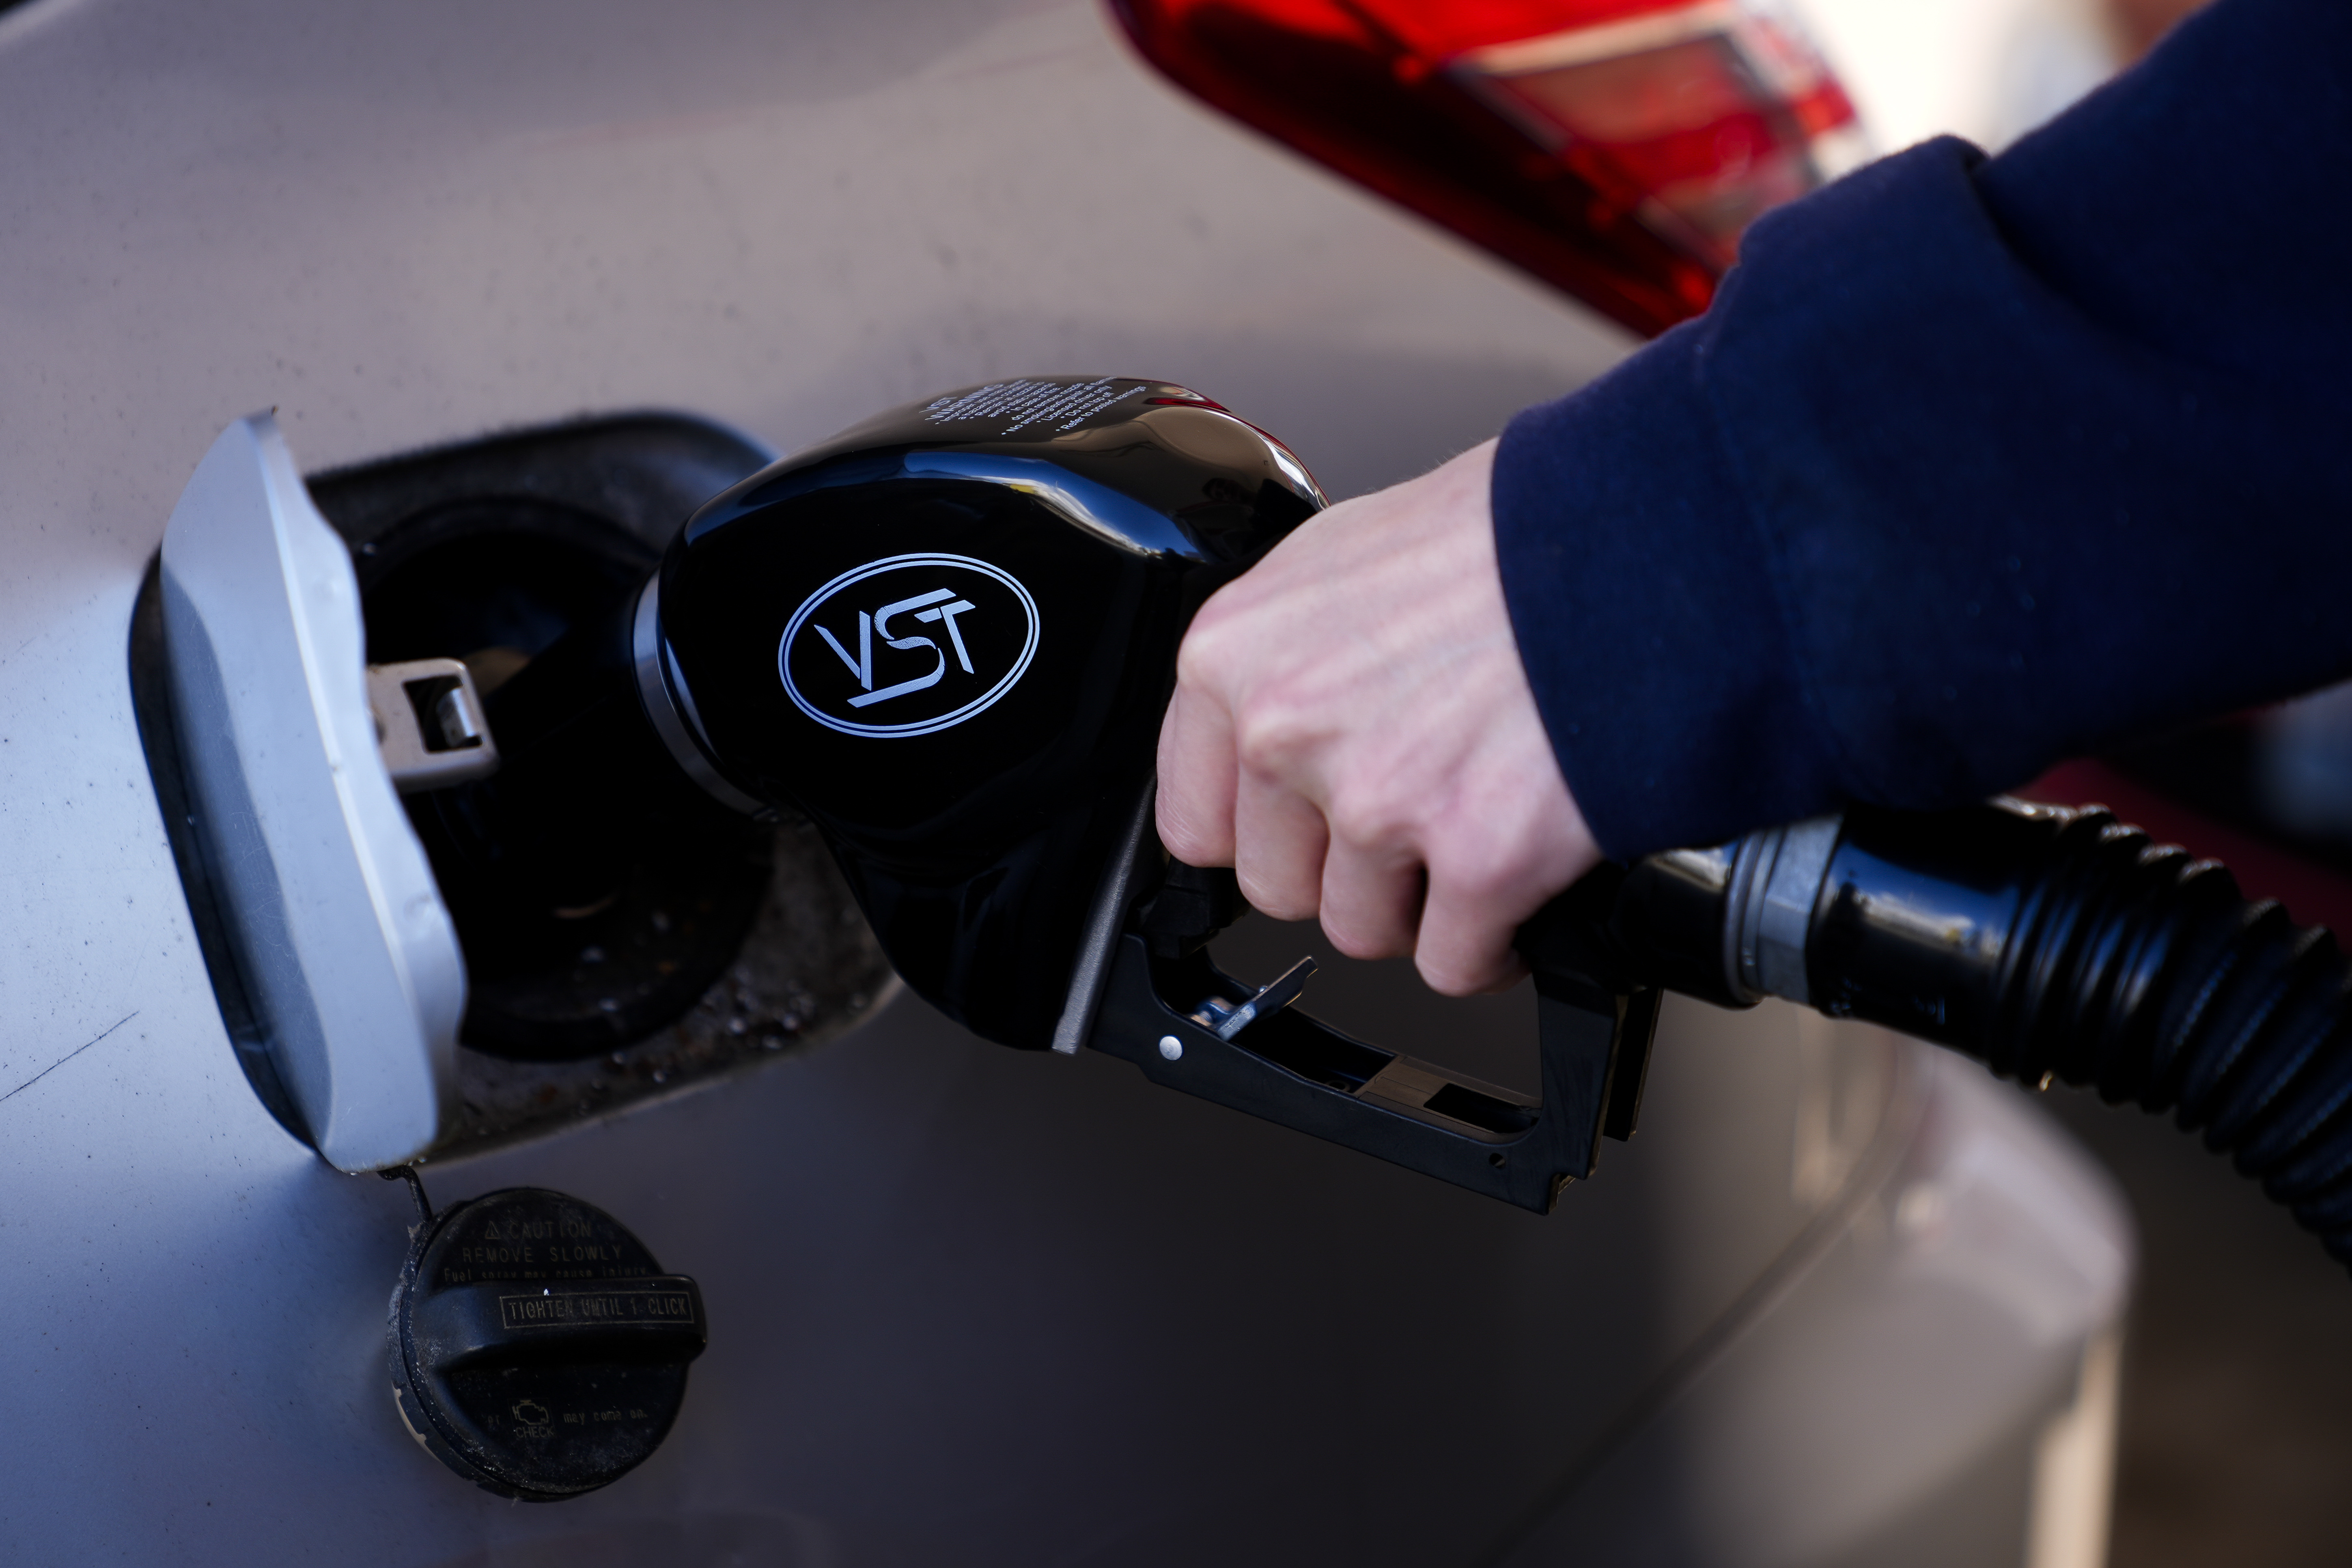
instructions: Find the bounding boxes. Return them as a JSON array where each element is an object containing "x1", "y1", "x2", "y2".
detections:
[{"x1": 922, "y1": 377, "x2": 1149, "y2": 437}]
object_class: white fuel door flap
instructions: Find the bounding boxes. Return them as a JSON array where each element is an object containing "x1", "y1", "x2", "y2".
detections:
[{"x1": 159, "y1": 413, "x2": 461, "y2": 1170}]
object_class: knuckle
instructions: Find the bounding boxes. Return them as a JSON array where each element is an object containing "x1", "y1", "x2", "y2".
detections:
[
  {"x1": 1230, "y1": 694, "x2": 1311, "y2": 776},
  {"x1": 1174, "y1": 619, "x2": 1252, "y2": 697},
  {"x1": 1173, "y1": 628, "x2": 1229, "y2": 686},
  {"x1": 1323, "y1": 784, "x2": 1415, "y2": 853}
]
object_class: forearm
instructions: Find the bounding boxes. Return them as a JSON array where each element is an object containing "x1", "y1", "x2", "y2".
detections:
[{"x1": 1495, "y1": 0, "x2": 2352, "y2": 858}]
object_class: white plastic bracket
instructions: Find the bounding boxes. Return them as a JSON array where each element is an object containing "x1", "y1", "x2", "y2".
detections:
[{"x1": 368, "y1": 657, "x2": 500, "y2": 793}]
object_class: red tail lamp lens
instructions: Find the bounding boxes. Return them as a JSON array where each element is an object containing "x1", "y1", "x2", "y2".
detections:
[{"x1": 1109, "y1": 0, "x2": 1863, "y2": 336}]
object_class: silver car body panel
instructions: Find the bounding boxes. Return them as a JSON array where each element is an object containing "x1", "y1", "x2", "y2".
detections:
[{"x1": 0, "y1": 0, "x2": 2128, "y2": 1560}]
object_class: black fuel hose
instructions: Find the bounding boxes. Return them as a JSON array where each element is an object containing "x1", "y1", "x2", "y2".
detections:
[{"x1": 1607, "y1": 799, "x2": 2352, "y2": 1272}]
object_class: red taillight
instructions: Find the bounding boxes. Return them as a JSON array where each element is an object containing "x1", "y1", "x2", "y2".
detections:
[{"x1": 1109, "y1": 0, "x2": 1863, "y2": 335}]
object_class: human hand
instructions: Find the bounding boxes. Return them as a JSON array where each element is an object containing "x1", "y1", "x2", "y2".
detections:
[{"x1": 1155, "y1": 439, "x2": 1600, "y2": 995}]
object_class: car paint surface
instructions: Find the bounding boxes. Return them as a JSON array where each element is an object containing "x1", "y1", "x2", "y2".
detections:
[{"x1": 0, "y1": 0, "x2": 2128, "y2": 1561}]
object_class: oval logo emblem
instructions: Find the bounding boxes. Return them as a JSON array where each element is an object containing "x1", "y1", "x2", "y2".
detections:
[{"x1": 779, "y1": 553, "x2": 1040, "y2": 738}]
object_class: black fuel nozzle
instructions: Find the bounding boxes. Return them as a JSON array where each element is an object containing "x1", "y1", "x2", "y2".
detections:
[
  {"x1": 615, "y1": 377, "x2": 1326, "y2": 1049},
  {"x1": 387, "y1": 378, "x2": 1686, "y2": 1211},
  {"x1": 394, "y1": 377, "x2": 1328, "y2": 1048},
  {"x1": 392, "y1": 378, "x2": 2352, "y2": 1256}
]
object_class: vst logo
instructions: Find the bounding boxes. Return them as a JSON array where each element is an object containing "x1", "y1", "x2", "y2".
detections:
[{"x1": 779, "y1": 553, "x2": 1040, "y2": 738}]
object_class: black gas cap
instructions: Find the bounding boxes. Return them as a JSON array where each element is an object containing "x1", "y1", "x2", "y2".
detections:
[{"x1": 388, "y1": 1185, "x2": 707, "y2": 1500}]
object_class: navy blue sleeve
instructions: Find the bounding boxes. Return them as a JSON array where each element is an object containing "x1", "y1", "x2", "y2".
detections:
[{"x1": 1491, "y1": 0, "x2": 2352, "y2": 859}]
